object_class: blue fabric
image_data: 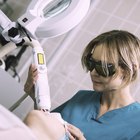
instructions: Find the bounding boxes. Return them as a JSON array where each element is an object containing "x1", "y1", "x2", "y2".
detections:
[{"x1": 54, "y1": 90, "x2": 140, "y2": 140}]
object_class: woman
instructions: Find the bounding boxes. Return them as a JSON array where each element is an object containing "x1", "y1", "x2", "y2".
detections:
[{"x1": 24, "y1": 30, "x2": 140, "y2": 140}]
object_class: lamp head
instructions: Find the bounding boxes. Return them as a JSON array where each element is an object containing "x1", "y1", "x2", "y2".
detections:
[{"x1": 18, "y1": 0, "x2": 91, "y2": 39}]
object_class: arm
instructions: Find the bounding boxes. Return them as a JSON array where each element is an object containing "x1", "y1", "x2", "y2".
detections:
[
  {"x1": 24, "y1": 64, "x2": 69, "y2": 111},
  {"x1": 24, "y1": 64, "x2": 38, "y2": 102}
]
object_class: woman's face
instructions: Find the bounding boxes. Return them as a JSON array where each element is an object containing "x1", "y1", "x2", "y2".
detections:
[{"x1": 90, "y1": 45, "x2": 124, "y2": 92}]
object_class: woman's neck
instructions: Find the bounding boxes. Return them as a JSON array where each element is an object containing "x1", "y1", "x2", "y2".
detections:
[{"x1": 98, "y1": 86, "x2": 135, "y2": 117}]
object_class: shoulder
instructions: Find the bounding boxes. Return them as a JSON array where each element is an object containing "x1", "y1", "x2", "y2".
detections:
[
  {"x1": 125, "y1": 102, "x2": 140, "y2": 122},
  {"x1": 60, "y1": 90, "x2": 99, "y2": 121},
  {"x1": 126, "y1": 102, "x2": 140, "y2": 130},
  {"x1": 52, "y1": 90, "x2": 98, "y2": 113},
  {"x1": 72, "y1": 90, "x2": 98, "y2": 99},
  {"x1": 69, "y1": 90, "x2": 99, "y2": 103},
  {"x1": 64, "y1": 90, "x2": 100, "y2": 108},
  {"x1": 131, "y1": 102, "x2": 140, "y2": 116}
]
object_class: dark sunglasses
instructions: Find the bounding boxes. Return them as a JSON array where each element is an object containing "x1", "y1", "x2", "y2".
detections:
[{"x1": 86, "y1": 54, "x2": 116, "y2": 77}]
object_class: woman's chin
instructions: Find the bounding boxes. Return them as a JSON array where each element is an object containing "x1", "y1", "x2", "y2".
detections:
[{"x1": 93, "y1": 85, "x2": 103, "y2": 92}]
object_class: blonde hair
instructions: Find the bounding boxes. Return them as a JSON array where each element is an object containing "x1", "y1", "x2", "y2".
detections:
[{"x1": 81, "y1": 30, "x2": 140, "y2": 87}]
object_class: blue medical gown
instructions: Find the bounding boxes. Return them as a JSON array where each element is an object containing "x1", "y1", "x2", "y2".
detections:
[{"x1": 53, "y1": 90, "x2": 140, "y2": 140}]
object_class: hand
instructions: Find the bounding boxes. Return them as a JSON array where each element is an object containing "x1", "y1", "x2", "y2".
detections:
[
  {"x1": 67, "y1": 124, "x2": 86, "y2": 140},
  {"x1": 24, "y1": 64, "x2": 38, "y2": 101}
]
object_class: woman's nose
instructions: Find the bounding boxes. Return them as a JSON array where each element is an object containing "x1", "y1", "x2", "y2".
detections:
[{"x1": 90, "y1": 69, "x2": 99, "y2": 76}]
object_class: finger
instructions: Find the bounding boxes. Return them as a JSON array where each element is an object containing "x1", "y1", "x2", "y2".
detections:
[
  {"x1": 33, "y1": 70, "x2": 38, "y2": 77},
  {"x1": 68, "y1": 124, "x2": 80, "y2": 132},
  {"x1": 30, "y1": 64, "x2": 37, "y2": 69},
  {"x1": 68, "y1": 133, "x2": 76, "y2": 140},
  {"x1": 67, "y1": 124, "x2": 84, "y2": 139},
  {"x1": 32, "y1": 68, "x2": 38, "y2": 73},
  {"x1": 32, "y1": 72, "x2": 38, "y2": 84},
  {"x1": 27, "y1": 67, "x2": 38, "y2": 84},
  {"x1": 67, "y1": 126, "x2": 78, "y2": 137},
  {"x1": 29, "y1": 64, "x2": 37, "y2": 73}
]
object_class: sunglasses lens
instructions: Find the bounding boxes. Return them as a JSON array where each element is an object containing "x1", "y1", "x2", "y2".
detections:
[
  {"x1": 86, "y1": 54, "x2": 115, "y2": 77},
  {"x1": 86, "y1": 54, "x2": 95, "y2": 71},
  {"x1": 95, "y1": 65, "x2": 107, "y2": 77},
  {"x1": 107, "y1": 65, "x2": 116, "y2": 76},
  {"x1": 95, "y1": 64, "x2": 116, "y2": 77}
]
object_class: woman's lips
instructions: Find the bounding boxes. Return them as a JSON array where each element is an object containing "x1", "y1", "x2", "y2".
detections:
[
  {"x1": 92, "y1": 79, "x2": 102, "y2": 84},
  {"x1": 91, "y1": 76, "x2": 102, "y2": 84}
]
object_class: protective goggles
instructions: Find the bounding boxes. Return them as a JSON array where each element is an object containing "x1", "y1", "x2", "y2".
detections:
[{"x1": 86, "y1": 54, "x2": 116, "y2": 77}]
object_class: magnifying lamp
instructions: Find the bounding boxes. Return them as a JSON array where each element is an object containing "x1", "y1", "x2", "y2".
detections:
[
  {"x1": 18, "y1": 0, "x2": 91, "y2": 38},
  {"x1": 0, "y1": 0, "x2": 91, "y2": 57}
]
